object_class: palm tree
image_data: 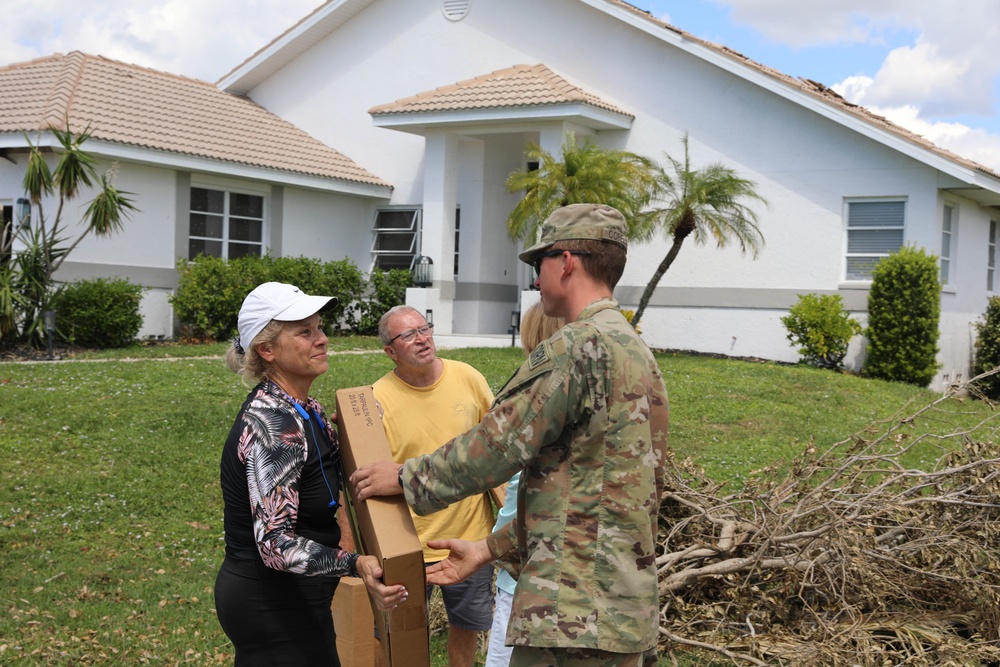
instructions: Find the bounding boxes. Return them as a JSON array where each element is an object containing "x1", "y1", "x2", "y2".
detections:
[
  {"x1": 630, "y1": 135, "x2": 767, "y2": 329},
  {"x1": 3, "y1": 126, "x2": 138, "y2": 345},
  {"x1": 505, "y1": 134, "x2": 657, "y2": 243},
  {"x1": 20, "y1": 126, "x2": 138, "y2": 282}
]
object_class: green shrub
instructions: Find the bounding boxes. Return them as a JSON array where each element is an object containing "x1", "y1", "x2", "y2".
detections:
[
  {"x1": 171, "y1": 255, "x2": 258, "y2": 342},
  {"x1": 863, "y1": 245, "x2": 941, "y2": 387},
  {"x1": 319, "y1": 259, "x2": 365, "y2": 333},
  {"x1": 355, "y1": 268, "x2": 413, "y2": 335},
  {"x1": 265, "y1": 256, "x2": 365, "y2": 333},
  {"x1": 53, "y1": 277, "x2": 143, "y2": 348},
  {"x1": 973, "y1": 296, "x2": 1000, "y2": 400},
  {"x1": 171, "y1": 255, "x2": 398, "y2": 341},
  {"x1": 781, "y1": 293, "x2": 861, "y2": 369}
]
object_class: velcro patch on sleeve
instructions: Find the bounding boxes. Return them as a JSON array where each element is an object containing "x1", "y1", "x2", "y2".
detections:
[{"x1": 527, "y1": 341, "x2": 551, "y2": 371}]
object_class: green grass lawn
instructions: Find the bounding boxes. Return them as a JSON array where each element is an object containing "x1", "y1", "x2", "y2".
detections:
[{"x1": 0, "y1": 341, "x2": 993, "y2": 665}]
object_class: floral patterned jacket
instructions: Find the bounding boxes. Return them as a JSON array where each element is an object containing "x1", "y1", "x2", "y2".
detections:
[{"x1": 220, "y1": 381, "x2": 359, "y2": 577}]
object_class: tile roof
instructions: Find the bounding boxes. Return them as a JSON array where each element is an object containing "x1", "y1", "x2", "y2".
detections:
[
  {"x1": 368, "y1": 63, "x2": 633, "y2": 119},
  {"x1": 603, "y1": 0, "x2": 1000, "y2": 180},
  {"x1": 0, "y1": 52, "x2": 389, "y2": 188}
]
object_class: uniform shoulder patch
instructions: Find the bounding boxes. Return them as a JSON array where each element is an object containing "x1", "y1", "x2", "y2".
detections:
[{"x1": 527, "y1": 341, "x2": 551, "y2": 371}]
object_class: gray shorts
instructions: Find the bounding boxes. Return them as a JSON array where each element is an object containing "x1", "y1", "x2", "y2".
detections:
[{"x1": 425, "y1": 561, "x2": 494, "y2": 632}]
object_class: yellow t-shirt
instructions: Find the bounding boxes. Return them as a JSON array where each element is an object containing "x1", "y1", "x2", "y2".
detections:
[{"x1": 373, "y1": 359, "x2": 495, "y2": 562}]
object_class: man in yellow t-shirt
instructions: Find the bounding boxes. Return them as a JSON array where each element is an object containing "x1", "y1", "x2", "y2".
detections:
[{"x1": 373, "y1": 305, "x2": 495, "y2": 667}]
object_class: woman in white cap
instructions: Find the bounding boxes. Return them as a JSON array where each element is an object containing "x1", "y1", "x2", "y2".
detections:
[{"x1": 214, "y1": 282, "x2": 405, "y2": 666}]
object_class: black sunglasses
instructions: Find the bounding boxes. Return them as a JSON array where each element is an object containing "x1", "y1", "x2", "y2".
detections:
[{"x1": 532, "y1": 249, "x2": 592, "y2": 277}]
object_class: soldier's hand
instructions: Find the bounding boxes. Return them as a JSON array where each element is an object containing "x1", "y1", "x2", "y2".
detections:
[
  {"x1": 425, "y1": 538, "x2": 492, "y2": 585},
  {"x1": 350, "y1": 461, "x2": 404, "y2": 501}
]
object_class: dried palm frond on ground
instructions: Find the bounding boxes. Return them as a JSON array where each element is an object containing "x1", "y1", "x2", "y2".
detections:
[{"x1": 658, "y1": 377, "x2": 1000, "y2": 666}]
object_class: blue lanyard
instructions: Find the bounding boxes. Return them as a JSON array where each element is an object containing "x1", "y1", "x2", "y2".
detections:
[{"x1": 284, "y1": 392, "x2": 340, "y2": 511}]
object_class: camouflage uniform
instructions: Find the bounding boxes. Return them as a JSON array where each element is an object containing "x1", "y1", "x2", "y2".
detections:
[{"x1": 403, "y1": 296, "x2": 669, "y2": 655}]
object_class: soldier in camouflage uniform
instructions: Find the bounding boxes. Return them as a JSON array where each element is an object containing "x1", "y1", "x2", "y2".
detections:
[{"x1": 351, "y1": 203, "x2": 669, "y2": 667}]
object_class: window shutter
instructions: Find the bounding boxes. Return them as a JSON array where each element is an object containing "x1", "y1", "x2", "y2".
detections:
[{"x1": 844, "y1": 200, "x2": 905, "y2": 280}]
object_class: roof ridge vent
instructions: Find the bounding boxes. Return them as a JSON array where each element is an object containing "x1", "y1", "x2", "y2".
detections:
[{"x1": 443, "y1": 0, "x2": 471, "y2": 21}]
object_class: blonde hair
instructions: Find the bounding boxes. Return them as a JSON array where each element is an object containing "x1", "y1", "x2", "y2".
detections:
[
  {"x1": 520, "y1": 302, "x2": 564, "y2": 355},
  {"x1": 225, "y1": 319, "x2": 285, "y2": 386}
]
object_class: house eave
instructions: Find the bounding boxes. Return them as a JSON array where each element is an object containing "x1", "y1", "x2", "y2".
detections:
[
  {"x1": 371, "y1": 103, "x2": 634, "y2": 135},
  {"x1": 0, "y1": 134, "x2": 392, "y2": 198},
  {"x1": 943, "y1": 186, "x2": 1000, "y2": 208}
]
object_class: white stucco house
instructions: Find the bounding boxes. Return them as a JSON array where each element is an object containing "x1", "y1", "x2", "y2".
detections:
[{"x1": 3, "y1": 0, "x2": 1000, "y2": 391}]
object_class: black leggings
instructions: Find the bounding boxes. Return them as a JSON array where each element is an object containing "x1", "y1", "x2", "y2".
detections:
[{"x1": 215, "y1": 555, "x2": 341, "y2": 666}]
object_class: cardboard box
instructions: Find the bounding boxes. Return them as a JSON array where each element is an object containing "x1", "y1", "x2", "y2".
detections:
[
  {"x1": 332, "y1": 577, "x2": 376, "y2": 667},
  {"x1": 336, "y1": 386, "x2": 430, "y2": 667}
]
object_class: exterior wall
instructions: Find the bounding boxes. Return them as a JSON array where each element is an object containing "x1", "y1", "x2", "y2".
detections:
[
  {"x1": 276, "y1": 186, "x2": 375, "y2": 263},
  {"x1": 244, "y1": 0, "x2": 539, "y2": 332},
  {"x1": 936, "y1": 192, "x2": 996, "y2": 387}
]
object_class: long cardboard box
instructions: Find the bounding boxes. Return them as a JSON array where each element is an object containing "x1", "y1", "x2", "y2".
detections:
[
  {"x1": 332, "y1": 576, "x2": 376, "y2": 667},
  {"x1": 336, "y1": 386, "x2": 429, "y2": 667}
]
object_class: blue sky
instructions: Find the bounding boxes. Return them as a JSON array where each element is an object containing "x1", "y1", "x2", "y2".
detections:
[
  {"x1": 3, "y1": 0, "x2": 999, "y2": 170},
  {"x1": 644, "y1": 0, "x2": 1000, "y2": 169}
]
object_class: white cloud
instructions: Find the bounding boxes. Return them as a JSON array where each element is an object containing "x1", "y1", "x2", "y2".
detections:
[
  {"x1": 879, "y1": 107, "x2": 1000, "y2": 174},
  {"x1": 0, "y1": 0, "x2": 322, "y2": 82},
  {"x1": 705, "y1": 0, "x2": 1000, "y2": 171},
  {"x1": 717, "y1": 0, "x2": 1000, "y2": 123},
  {"x1": 866, "y1": 41, "x2": 995, "y2": 118},
  {"x1": 833, "y1": 76, "x2": 1000, "y2": 173},
  {"x1": 718, "y1": 0, "x2": 915, "y2": 48}
]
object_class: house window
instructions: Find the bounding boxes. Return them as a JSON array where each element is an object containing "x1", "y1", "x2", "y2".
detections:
[
  {"x1": 372, "y1": 209, "x2": 420, "y2": 271},
  {"x1": 940, "y1": 204, "x2": 956, "y2": 285},
  {"x1": 989, "y1": 220, "x2": 997, "y2": 292},
  {"x1": 189, "y1": 187, "x2": 264, "y2": 260},
  {"x1": 845, "y1": 200, "x2": 905, "y2": 280}
]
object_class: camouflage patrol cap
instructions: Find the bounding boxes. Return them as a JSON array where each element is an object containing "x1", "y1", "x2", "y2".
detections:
[{"x1": 518, "y1": 203, "x2": 628, "y2": 264}]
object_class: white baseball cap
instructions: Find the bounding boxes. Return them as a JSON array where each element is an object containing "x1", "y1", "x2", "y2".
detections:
[{"x1": 237, "y1": 282, "x2": 338, "y2": 350}]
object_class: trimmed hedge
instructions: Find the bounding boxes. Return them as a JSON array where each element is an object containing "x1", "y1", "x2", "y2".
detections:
[
  {"x1": 862, "y1": 246, "x2": 941, "y2": 387},
  {"x1": 170, "y1": 255, "x2": 410, "y2": 341},
  {"x1": 973, "y1": 296, "x2": 1000, "y2": 400},
  {"x1": 53, "y1": 277, "x2": 144, "y2": 348}
]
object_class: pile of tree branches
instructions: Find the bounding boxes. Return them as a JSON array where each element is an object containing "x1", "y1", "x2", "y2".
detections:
[{"x1": 657, "y1": 379, "x2": 1000, "y2": 666}]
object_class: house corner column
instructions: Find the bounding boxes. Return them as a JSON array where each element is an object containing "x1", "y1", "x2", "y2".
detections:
[{"x1": 415, "y1": 131, "x2": 459, "y2": 333}]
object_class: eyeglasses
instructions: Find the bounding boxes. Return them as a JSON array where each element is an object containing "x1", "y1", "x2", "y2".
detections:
[
  {"x1": 388, "y1": 323, "x2": 434, "y2": 344},
  {"x1": 532, "y1": 249, "x2": 592, "y2": 277}
]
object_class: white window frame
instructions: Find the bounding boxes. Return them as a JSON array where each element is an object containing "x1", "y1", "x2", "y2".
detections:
[
  {"x1": 188, "y1": 186, "x2": 266, "y2": 261},
  {"x1": 940, "y1": 203, "x2": 957, "y2": 287},
  {"x1": 989, "y1": 219, "x2": 997, "y2": 292},
  {"x1": 844, "y1": 199, "x2": 906, "y2": 281},
  {"x1": 371, "y1": 208, "x2": 421, "y2": 271}
]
